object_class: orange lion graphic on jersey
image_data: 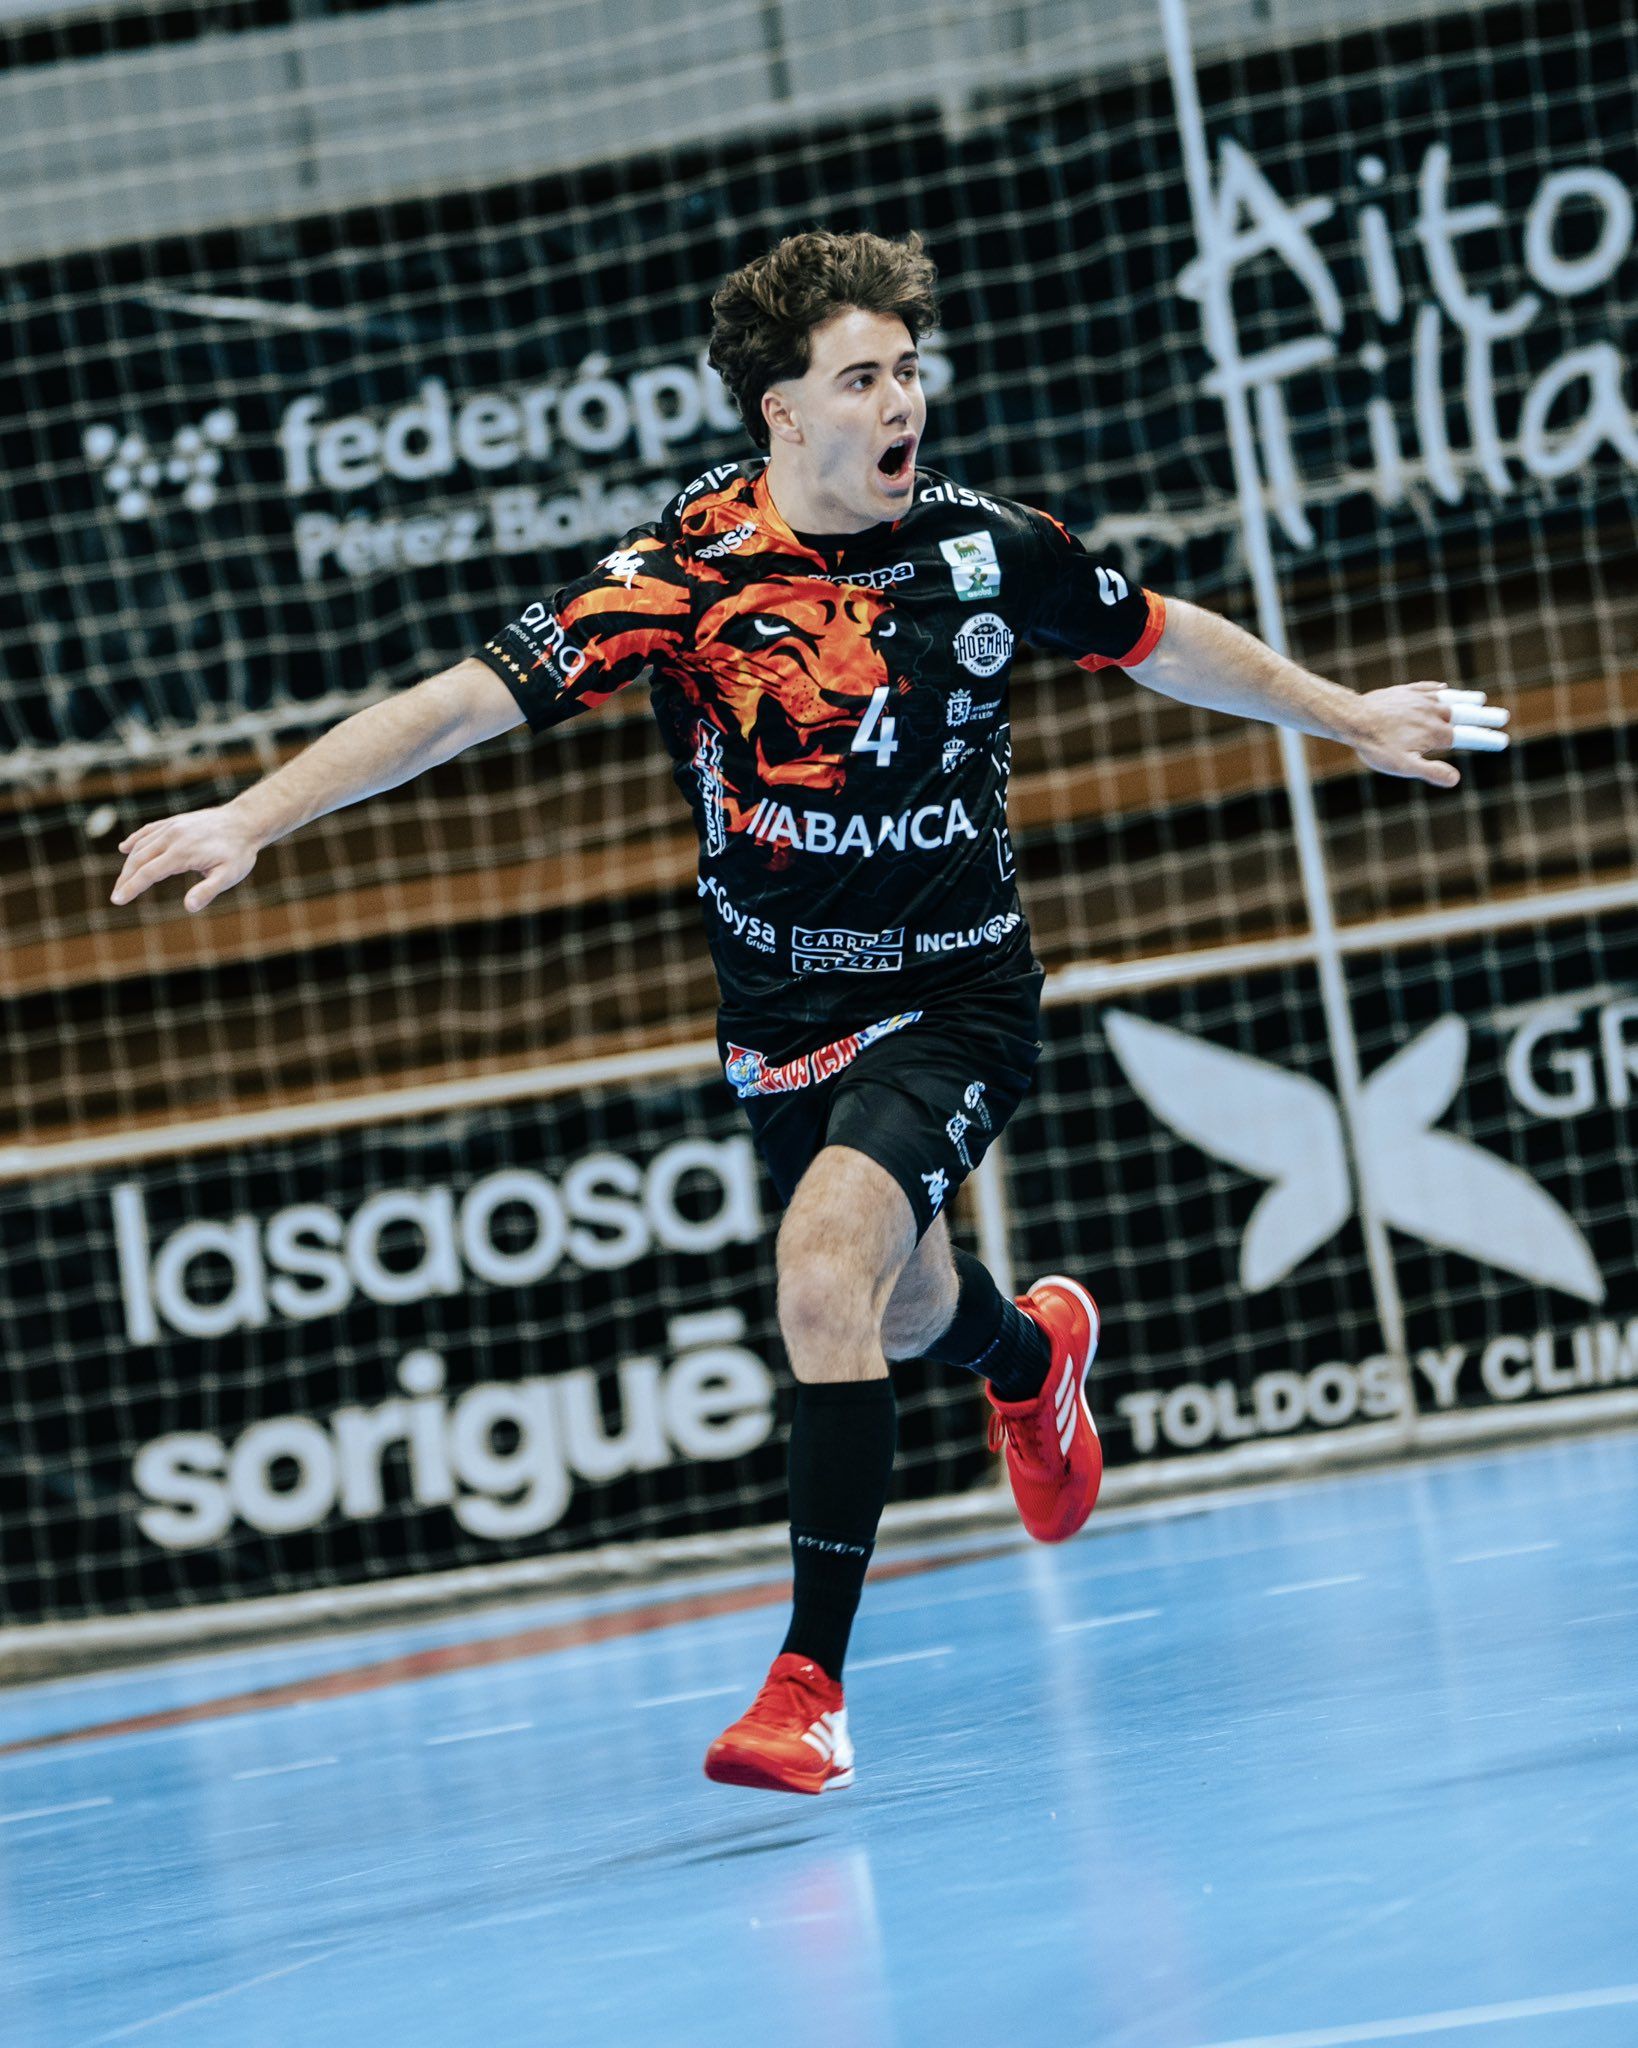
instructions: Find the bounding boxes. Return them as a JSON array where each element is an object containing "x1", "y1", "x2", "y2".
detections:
[{"x1": 693, "y1": 581, "x2": 901, "y2": 792}]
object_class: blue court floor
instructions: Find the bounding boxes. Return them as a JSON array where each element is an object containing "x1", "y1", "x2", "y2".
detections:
[{"x1": 4, "y1": 1432, "x2": 1638, "y2": 2048}]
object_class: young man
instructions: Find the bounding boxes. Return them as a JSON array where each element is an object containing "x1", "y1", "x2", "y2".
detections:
[{"x1": 111, "y1": 230, "x2": 1505, "y2": 1797}]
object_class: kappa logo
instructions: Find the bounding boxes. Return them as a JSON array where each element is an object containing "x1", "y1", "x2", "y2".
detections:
[
  {"x1": 600, "y1": 547, "x2": 647, "y2": 589},
  {"x1": 1105, "y1": 1011, "x2": 1604, "y2": 1303},
  {"x1": 822, "y1": 560, "x2": 915, "y2": 593},
  {"x1": 922, "y1": 1168, "x2": 950, "y2": 1214}
]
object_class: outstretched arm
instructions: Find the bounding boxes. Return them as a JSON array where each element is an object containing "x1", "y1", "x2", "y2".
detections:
[
  {"x1": 113, "y1": 518, "x2": 691, "y2": 914},
  {"x1": 1127, "y1": 597, "x2": 1508, "y2": 788},
  {"x1": 111, "y1": 657, "x2": 524, "y2": 912}
]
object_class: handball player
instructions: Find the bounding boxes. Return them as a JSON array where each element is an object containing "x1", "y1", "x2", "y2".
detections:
[{"x1": 111, "y1": 230, "x2": 1508, "y2": 1795}]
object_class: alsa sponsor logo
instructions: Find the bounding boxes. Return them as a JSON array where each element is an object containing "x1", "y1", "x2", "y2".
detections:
[
  {"x1": 919, "y1": 482, "x2": 1004, "y2": 514},
  {"x1": 674, "y1": 461, "x2": 744, "y2": 508},
  {"x1": 1106, "y1": 1010, "x2": 1604, "y2": 1302},
  {"x1": 724, "y1": 1012, "x2": 922, "y2": 1099},
  {"x1": 697, "y1": 522, "x2": 756, "y2": 559},
  {"x1": 914, "y1": 912, "x2": 1022, "y2": 956},
  {"x1": 112, "y1": 1138, "x2": 762, "y2": 1346},
  {"x1": 953, "y1": 613, "x2": 1014, "y2": 678},
  {"x1": 940, "y1": 530, "x2": 1001, "y2": 600},
  {"x1": 791, "y1": 926, "x2": 905, "y2": 974},
  {"x1": 133, "y1": 1311, "x2": 775, "y2": 1551},
  {"x1": 743, "y1": 796, "x2": 978, "y2": 857},
  {"x1": 698, "y1": 874, "x2": 775, "y2": 953},
  {"x1": 820, "y1": 560, "x2": 915, "y2": 593}
]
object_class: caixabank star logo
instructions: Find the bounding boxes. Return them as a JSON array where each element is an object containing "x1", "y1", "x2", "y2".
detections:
[{"x1": 1105, "y1": 1010, "x2": 1604, "y2": 1304}]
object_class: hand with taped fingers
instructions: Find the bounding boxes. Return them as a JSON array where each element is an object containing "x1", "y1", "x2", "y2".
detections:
[
  {"x1": 111, "y1": 805, "x2": 260, "y2": 913},
  {"x1": 1346, "y1": 679, "x2": 1511, "y2": 788}
]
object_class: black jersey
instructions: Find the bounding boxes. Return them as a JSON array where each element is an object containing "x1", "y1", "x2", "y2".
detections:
[{"x1": 474, "y1": 460, "x2": 1164, "y2": 1039}]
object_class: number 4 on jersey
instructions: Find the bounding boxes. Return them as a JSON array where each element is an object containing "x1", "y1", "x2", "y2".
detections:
[{"x1": 852, "y1": 685, "x2": 899, "y2": 766}]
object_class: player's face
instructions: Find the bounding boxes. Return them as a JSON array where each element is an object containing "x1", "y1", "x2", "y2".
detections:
[{"x1": 763, "y1": 308, "x2": 927, "y2": 532}]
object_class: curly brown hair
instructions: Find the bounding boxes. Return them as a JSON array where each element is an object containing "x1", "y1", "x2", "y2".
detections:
[{"x1": 707, "y1": 230, "x2": 939, "y2": 451}]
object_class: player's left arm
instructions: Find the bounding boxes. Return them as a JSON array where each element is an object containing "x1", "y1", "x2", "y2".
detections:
[
  {"x1": 1017, "y1": 509, "x2": 1507, "y2": 791},
  {"x1": 1125, "y1": 596, "x2": 1509, "y2": 790}
]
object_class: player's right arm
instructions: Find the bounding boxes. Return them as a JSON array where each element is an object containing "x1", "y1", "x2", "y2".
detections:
[
  {"x1": 110, "y1": 658, "x2": 524, "y2": 913},
  {"x1": 112, "y1": 524, "x2": 695, "y2": 915}
]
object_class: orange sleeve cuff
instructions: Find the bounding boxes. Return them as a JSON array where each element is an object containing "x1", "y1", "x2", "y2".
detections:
[{"x1": 1076, "y1": 590, "x2": 1166, "y2": 674}]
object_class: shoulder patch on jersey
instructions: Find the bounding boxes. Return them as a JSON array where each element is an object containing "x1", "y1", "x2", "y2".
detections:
[{"x1": 668, "y1": 460, "x2": 762, "y2": 532}]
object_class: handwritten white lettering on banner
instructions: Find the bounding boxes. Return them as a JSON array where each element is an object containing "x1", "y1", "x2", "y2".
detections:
[{"x1": 1176, "y1": 140, "x2": 1637, "y2": 547}]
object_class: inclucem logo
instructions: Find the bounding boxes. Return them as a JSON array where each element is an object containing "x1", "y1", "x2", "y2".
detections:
[{"x1": 1105, "y1": 1011, "x2": 1605, "y2": 1303}]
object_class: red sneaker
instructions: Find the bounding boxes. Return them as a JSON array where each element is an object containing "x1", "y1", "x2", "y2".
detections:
[
  {"x1": 703, "y1": 1652, "x2": 854, "y2": 1795},
  {"x1": 986, "y1": 1274, "x2": 1103, "y2": 1544}
]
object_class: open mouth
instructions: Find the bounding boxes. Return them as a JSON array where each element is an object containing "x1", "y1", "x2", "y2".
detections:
[{"x1": 877, "y1": 436, "x2": 914, "y2": 481}]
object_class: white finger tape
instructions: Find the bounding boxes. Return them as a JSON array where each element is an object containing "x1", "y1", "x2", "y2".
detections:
[
  {"x1": 1438, "y1": 688, "x2": 1488, "y2": 706},
  {"x1": 1451, "y1": 725, "x2": 1510, "y2": 751}
]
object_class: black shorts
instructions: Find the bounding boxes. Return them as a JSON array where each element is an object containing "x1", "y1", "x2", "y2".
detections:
[{"x1": 718, "y1": 971, "x2": 1044, "y2": 1242}]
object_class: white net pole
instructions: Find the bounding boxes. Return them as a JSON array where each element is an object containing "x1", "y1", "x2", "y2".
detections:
[{"x1": 1157, "y1": 0, "x2": 1415, "y2": 1414}]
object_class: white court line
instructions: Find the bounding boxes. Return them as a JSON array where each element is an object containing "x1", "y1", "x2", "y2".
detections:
[
  {"x1": 1565, "y1": 1609, "x2": 1638, "y2": 1626},
  {"x1": 298, "y1": 1870, "x2": 378, "y2": 1892},
  {"x1": 1450, "y1": 1542, "x2": 1559, "y2": 1564},
  {"x1": 79, "y1": 1950, "x2": 340, "y2": 2045},
  {"x1": 1186, "y1": 1979, "x2": 1638, "y2": 2048},
  {"x1": 1265, "y1": 1575, "x2": 1366, "y2": 1597},
  {"x1": 849, "y1": 1647, "x2": 952, "y2": 1670},
  {"x1": 633, "y1": 1685, "x2": 744, "y2": 1709},
  {"x1": 1055, "y1": 1609, "x2": 1162, "y2": 1632},
  {"x1": 424, "y1": 1721, "x2": 534, "y2": 1746},
  {"x1": 229, "y1": 1756, "x2": 339, "y2": 1781},
  {"x1": 0, "y1": 1795, "x2": 114, "y2": 1825}
]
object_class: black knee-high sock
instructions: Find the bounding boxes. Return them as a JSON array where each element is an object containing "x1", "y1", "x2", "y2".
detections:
[
  {"x1": 922, "y1": 1248, "x2": 1051, "y2": 1401},
  {"x1": 780, "y1": 1378, "x2": 897, "y2": 1681}
]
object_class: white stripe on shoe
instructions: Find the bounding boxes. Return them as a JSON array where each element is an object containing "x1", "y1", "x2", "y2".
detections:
[
  {"x1": 1032, "y1": 1275, "x2": 1102, "y2": 1448},
  {"x1": 1054, "y1": 1362, "x2": 1079, "y2": 1452},
  {"x1": 798, "y1": 1709, "x2": 854, "y2": 1776}
]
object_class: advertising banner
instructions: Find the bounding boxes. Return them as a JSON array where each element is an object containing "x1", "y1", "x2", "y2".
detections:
[
  {"x1": 0, "y1": 1071, "x2": 990, "y2": 1626},
  {"x1": 4, "y1": 917, "x2": 1635, "y2": 1624},
  {"x1": 4, "y1": 1, "x2": 1632, "y2": 763},
  {"x1": 1008, "y1": 914, "x2": 1638, "y2": 1466}
]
